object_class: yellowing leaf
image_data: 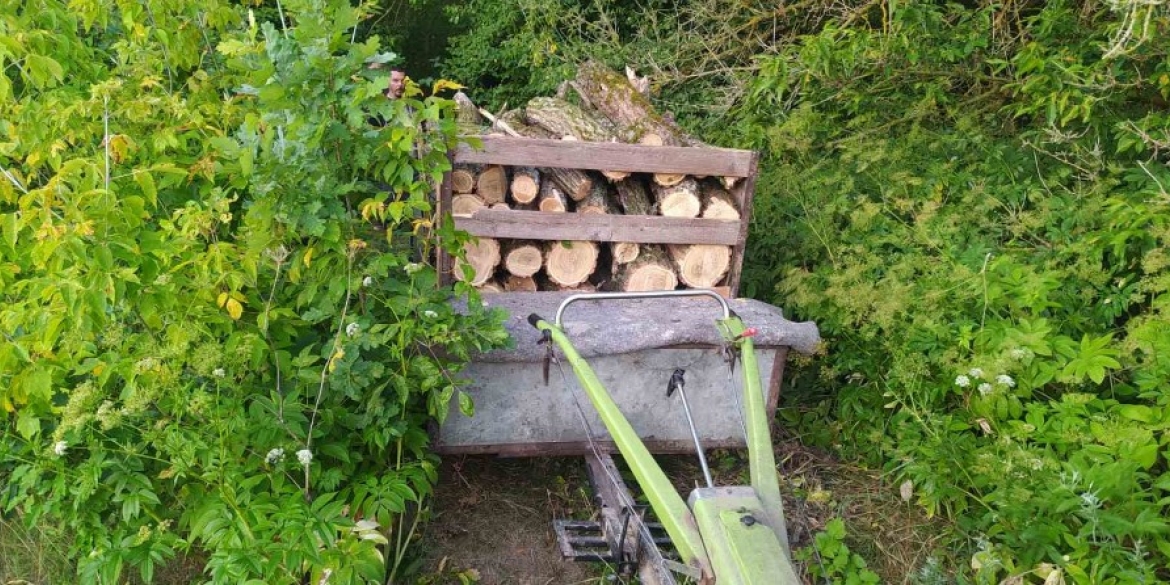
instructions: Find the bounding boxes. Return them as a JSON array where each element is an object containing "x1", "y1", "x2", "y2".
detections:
[
  {"x1": 303, "y1": 246, "x2": 314, "y2": 267},
  {"x1": 431, "y1": 79, "x2": 465, "y2": 94},
  {"x1": 217, "y1": 291, "x2": 229, "y2": 308},
  {"x1": 225, "y1": 297, "x2": 243, "y2": 320}
]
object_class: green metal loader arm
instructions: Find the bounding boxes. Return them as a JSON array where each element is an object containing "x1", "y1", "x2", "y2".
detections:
[{"x1": 527, "y1": 290, "x2": 799, "y2": 584}]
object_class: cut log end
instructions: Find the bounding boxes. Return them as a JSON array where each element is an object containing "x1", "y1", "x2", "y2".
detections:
[
  {"x1": 504, "y1": 275, "x2": 538, "y2": 292},
  {"x1": 669, "y1": 244, "x2": 731, "y2": 289},
  {"x1": 454, "y1": 238, "x2": 501, "y2": 287},
  {"x1": 452, "y1": 194, "x2": 486, "y2": 216},
  {"x1": 545, "y1": 240, "x2": 599, "y2": 287},
  {"x1": 504, "y1": 242, "x2": 544, "y2": 278},
  {"x1": 511, "y1": 167, "x2": 541, "y2": 204},
  {"x1": 475, "y1": 165, "x2": 508, "y2": 205},
  {"x1": 452, "y1": 166, "x2": 476, "y2": 194},
  {"x1": 611, "y1": 242, "x2": 640, "y2": 265}
]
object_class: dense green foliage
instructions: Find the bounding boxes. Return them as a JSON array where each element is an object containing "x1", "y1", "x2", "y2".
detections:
[
  {"x1": 439, "y1": 0, "x2": 1170, "y2": 581},
  {"x1": 0, "y1": 1, "x2": 506, "y2": 582}
]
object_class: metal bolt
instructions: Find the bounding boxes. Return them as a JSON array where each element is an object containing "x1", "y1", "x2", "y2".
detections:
[{"x1": 741, "y1": 514, "x2": 757, "y2": 526}]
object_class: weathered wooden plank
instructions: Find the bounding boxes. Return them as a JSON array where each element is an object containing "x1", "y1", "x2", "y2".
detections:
[
  {"x1": 725, "y1": 151, "x2": 759, "y2": 297},
  {"x1": 453, "y1": 209, "x2": 740, "y2": 245},
  {"x1": 454, "y1": 136, "x2": 754, "y2": 178}
]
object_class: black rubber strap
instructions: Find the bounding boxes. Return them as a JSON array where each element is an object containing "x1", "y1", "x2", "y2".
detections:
[{"x1": 527, "y1": 313, "x2": 545, "y2": 329}]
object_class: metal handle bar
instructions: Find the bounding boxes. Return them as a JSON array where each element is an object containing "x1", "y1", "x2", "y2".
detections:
[{"x1": 554, "y1": 290, "x2": 731, "y2": 328}]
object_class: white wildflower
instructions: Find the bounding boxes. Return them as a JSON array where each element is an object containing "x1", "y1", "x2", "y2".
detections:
[
  {"x1": 1009, "y1": 348, "x2": 1027, "y2": 360},
  {"x1": 995, "y1": 374, "x2": 1015, "y2": 388},
  {"x1": 53, "y1": 441, "x2": 68, "y2": 457},
  {"x1": 423, "y1": 310, "x2": 438, "y2": 319},
  {"x1": 155, "y1": 274, "x2": 171, "y2": 286},
  {"x1": 296, "y1": 449, "x2": 313, "y2": 467},
  {"x1": 346, "y1": 322, "x2": 360, "y2": 337},
  {"x1": 266, "y1": 244, "x2": 290, "y2": 264},
  {"x1": 1080, "y1": 490, "x2": 1101, "y2": 510},
  {"x1": 404, "y1": 262, "x2": 423, "y2": 274},
  {"x1": 212, "y1": 368, "x2": 226, "y2": 378},
  {"x1": 968, "y1": 367, "x2": 984, "y2": 378},
  {"x1": 265, "y1": 448, "x2": 285, "y2": 465},
  {"x1": 955, "y1": 375, "x2": 971, "y2": 388},
  {"x1": 362, "y1": 276, "x2": 373, "y2": 287},
  {"x1": 978, "y1": 383, "x2": 993, "y2": 396}
]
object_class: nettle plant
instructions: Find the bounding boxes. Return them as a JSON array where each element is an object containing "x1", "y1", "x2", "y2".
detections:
[{"x1": 0, "y1": 1, "x2": 506, "y2": 583}]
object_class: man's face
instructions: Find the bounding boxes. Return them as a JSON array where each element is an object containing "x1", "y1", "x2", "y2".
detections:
[{"x1": 387, "y1": 71, "x2": 406, "y2": 99}]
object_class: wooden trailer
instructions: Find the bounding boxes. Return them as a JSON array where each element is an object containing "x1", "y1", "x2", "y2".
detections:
[{"x1": 435, "y1": 137, "x2": 820, "y2": 457}]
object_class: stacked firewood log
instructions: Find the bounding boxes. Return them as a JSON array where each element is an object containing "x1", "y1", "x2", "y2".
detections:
[{"x1": 449, "y1": 62, "x2": 741, "y2": 293}]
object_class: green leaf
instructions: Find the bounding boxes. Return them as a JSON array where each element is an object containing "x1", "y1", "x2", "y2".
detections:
[
  {"x1": 1128, "y1": 443, "x2": 1159, "y2": 470},
  {"x1": 23, "y1": 54, "x2": 65, "y2": 87},
  {"x1": 1118, "y1": 404, "x2": 1154, "y2": 423},
  {"x1": 134, "y1": 171, "x2": 157, "y2": 207},
  {"x1": 16, "y1": 410, "x2": 40, "y2": 439},
  {"x1": 458, "y1": 391, "x2": 475, "y2": 418}
]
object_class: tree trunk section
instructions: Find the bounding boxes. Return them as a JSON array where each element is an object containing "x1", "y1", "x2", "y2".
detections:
[
  {"x1": 652, "y1": 177, "x2": 701, "y2": 218},
  {"x1": 455, "y1": 91, "x2": 485, "y2": 133},
  {"x1": 611, "y1": 242, "x2": 640, "y2": 268},
  {"x1": 476, "y1": 280, "x2": 504, "y2": 294},
  {"x1": 538, "y1": 181, "x2": 568, "y2": 213},
  {"x1": 668, "y1": 244, "x2": 731, "y2": 289},
  {"x1": 614, "y1": 177, "x2": 653, "y2": 215},
  {"x1": 475, "y1": 165, "x2": 508, "y2": 205},
  {"x1": 700, "y1": 180, "x2": 740, "y2": 220},
  {"x1": 454, "y1": 238, "x2": 501, "y2": 287},
  {"x1": 545, "y1": 240, "x2": 599, "y2": 287},
  {"x1": 615, "y1": 245, "x2": 678, "y2": 292},
  {"x1": 504, "y1": 274, "x2": 538, "y2": 292},
  {"x1": 484, "y1": 110, "x2": 594, "y2": 201},
  {"x1": 525, "y1": 97, "x2": 615, "y2": 142},
  {"x1": 451, "y1": 193, "x2": 485, "y2": 216},
  {"x1": 452, "y1": 164, "x2": 477, "y2": 194},
  {"x1": 511, "y1": 166, "x2": 541, "y2": 205},
  {"x1": 503, "y1": 241, "x2": 544, "y2": 278},
  {"x1": 577, "y1": 182, "x2": 615, "y2": 215}
]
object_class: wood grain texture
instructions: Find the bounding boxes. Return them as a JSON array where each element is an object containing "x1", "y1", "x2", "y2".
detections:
[
  {"x1": 454, "y1": 209, "x2": 739, "y2": 245},
  {"x1": 453, "y1": 136, "x2": 753, "y2": 177}
]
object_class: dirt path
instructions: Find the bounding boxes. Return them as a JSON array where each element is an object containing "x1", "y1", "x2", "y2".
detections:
[{"x1": 417, "y1": 456, "x2": 606, "y2": 585}]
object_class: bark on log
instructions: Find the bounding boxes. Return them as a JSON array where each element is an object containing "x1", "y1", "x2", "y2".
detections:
[
  {"x1": 475, "y1": 165, "x2": 508, "y2": 205},
  {"x1": 614, "y1": 176, "x2": 653, "y2": 215},
  {"x1": 452, "y1": 164, "x2": 477, "y2": 194},
  {"x1": 611, "y1": 242, "x2": 640, "y2": 267},
  {"x1": 482, "y1": 109, "x2": 595, "y2": 202},
  {"x1": 700, "y1": 180, "x2": 740, "y2": 220},
  {"x1": 545, "y1": 240, "x2": 599, "y2": 287},
  {"x1": 510, "y1": 166, "x2": 541, "y2": 205},
  {"x1": 652, "y1": 177, "x2": 701, "y2": 218},
  {"x1": 476, "y1": 280, "x2": 504, "y2": 293},
  {"x1": 504, "y1": 274, "x2": 538, "y2": 292},
  {"x1": 525, "y1": 97, "x2": 615, "y2": 142},
  {"x1": 455, "y1": 91, "x2": 485, "y2": 133},
  {"x1": 577, "y1": 182, "x2": 615, "y2": 215},
  {"x1": 574, "y1": 61, "x2": 739, "y2": 186},
  {"x1": 574, "y1": 61, "x2": 687, "y2": 146},
  {"x1": 538, "y1": 181, "x2": 568, "y2": 213},
  {"x1": 503, "y1": 241, "x2": 544, "y2": 278},
  {"x1": 615, "y1": 245, "x2": 678, "y2": 292},
  {"x1": 668, "y1": 244, "x2": 731, "y2": 289},
  {"x1": 454, "y1": 238, "x2": 501, "y2": 287},
  {"x1": 451, "y1": 193, "x2": 486, "y2": 216}
]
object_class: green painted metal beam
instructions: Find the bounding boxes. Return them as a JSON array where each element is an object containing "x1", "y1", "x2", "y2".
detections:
[
  {"x1": 718, "y1": 317, "x2": 792, "y2": 553},
  {"x1": 535, "y1": 319, "x2": 713, "y2": 580}
]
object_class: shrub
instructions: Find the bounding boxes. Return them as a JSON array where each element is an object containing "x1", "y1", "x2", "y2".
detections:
[{"x1": 0, "y1": 1, "x2": 507, "y2": 582}]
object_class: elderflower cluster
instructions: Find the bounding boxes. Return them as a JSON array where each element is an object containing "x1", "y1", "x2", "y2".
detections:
[
  {"x1": 265, "y1": 448, "x2": 285, "y2": 465},
  {"x1": 404, "y1": 262, "x2": 423, "y2": 275},
  {"x1": 296, "y1": 449, "x2": 313, "y2": 467},
  {"x1": 346, "y1": 322, "x2": 360, "y2": 337}
]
